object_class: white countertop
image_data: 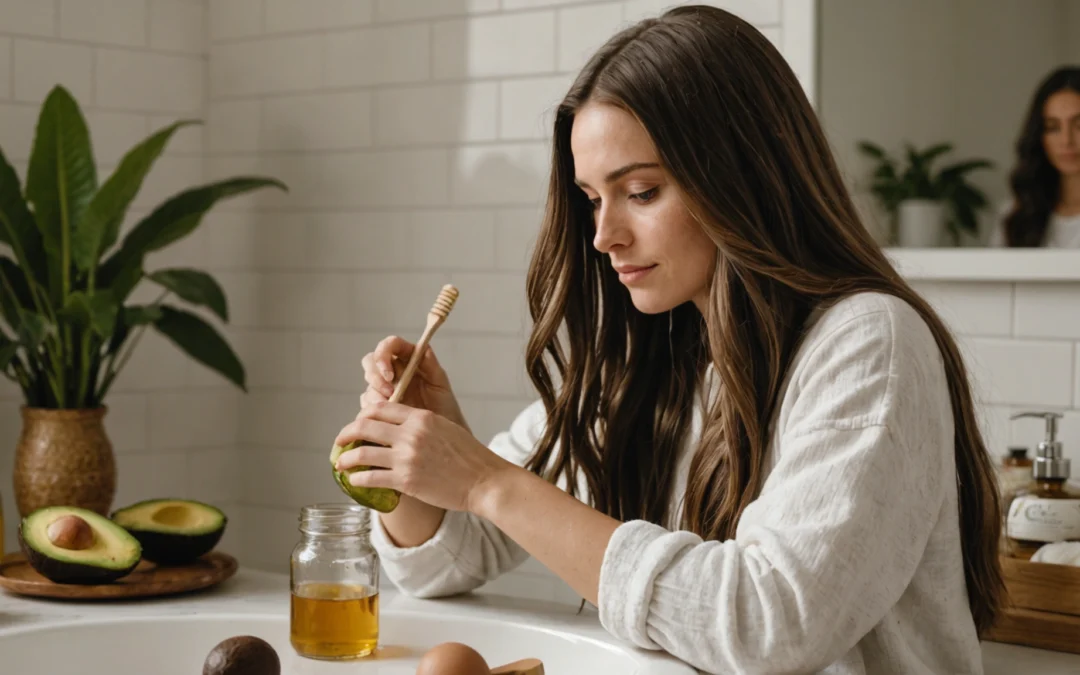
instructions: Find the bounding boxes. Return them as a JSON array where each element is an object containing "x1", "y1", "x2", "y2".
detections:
[{"x1": 1, "y1": 569, "x2": 1078, "y2": 674}]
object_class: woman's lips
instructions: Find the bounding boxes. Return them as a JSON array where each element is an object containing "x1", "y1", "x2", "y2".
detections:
[{"x1": 614, "y1": 264, "x2": 657, "y2": 283}]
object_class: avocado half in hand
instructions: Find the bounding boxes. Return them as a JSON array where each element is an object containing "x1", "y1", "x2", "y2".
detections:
[
  {"x1": 330, "y1": 440, "x2": 400, "y2": 513},
  {"x1": 18, "y1": 506, "x2": 142, "y2": 585},
  {"x1": 110, "y1": 499, "x2": 226, "y2": 565}
]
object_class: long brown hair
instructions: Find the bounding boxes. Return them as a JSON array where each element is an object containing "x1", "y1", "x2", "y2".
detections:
[{"x1": 523, "y1": 5, "x2": 1004, "y2": 632}]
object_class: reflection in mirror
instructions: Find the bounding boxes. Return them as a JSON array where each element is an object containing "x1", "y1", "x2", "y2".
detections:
[{"x1": 817, "y1": 0, "x2": 1080, "y2": 250}]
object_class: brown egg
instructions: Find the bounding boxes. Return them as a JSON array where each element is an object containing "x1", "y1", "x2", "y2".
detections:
[{"x1": 415, "y1": 642, "x2": 491, "y2": 675}]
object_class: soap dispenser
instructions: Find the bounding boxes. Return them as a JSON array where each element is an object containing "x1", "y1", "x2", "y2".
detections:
[{"x1": 1005, "y1": 412, "x2": 1080, "y2": 559}]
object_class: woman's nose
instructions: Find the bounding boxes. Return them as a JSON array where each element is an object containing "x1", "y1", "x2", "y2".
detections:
[{"x1": 592, "y1": 205, "x2": 631, "y2": 253}]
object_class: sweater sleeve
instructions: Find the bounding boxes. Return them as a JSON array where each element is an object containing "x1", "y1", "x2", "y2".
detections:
[
  {"x1": 597, "y1": 303, "x2": 952, "y2": 673},
  {"x1": 369, "y1": 399, "x2": 547, "y2": 599}
]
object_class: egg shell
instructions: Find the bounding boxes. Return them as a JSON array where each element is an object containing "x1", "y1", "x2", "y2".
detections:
[{"x1": 415, "y1": 641, "x2": 491, "y2": 675}]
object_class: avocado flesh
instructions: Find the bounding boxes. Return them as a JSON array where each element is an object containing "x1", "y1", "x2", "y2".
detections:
[
  {"x1": 111, "y1": 499, "x2": 226, "y2": 565},
  {"x1": 330, "y1": 441, "x2": 400, "y2": 513},
  {"x1": 18, "y1": 506, "x2": 141, "y2": 585}
]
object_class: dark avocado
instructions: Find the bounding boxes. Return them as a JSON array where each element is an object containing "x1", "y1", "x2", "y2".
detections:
[
  {"x1": 18, "y1": 506, "x2": 142, "y2": 584},
  {"x1": 110, "y1": 498, "x2": 227, "y2": 565},
  {"x1": 203, "y1": 636, "x2": 280, "y2": 675}
]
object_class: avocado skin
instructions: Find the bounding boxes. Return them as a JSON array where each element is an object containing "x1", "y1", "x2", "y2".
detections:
[
  {"x1": 110, "y1": 499, "x2": 228, "y2": 565},
  {"x1": 123, "y1": 528, "x2": 225, "y2": 566},
  {"x1": 203, "y1": 635, "x2": 280, "y2": 675},
  {"x1": 17, "y1": 520, "x2": 140, "y2": 585},
  {"x1": 330, "y1": 441, "x2": 400, "y2": 513}
]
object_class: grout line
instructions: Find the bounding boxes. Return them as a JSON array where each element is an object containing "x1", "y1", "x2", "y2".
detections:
[
  {"x1": 1010, "y1": 283, "x2": 1017, "y2": 338},
  {"x1": 204, "y1": 138, "x2": 546, "y2": 155},
  {"x1": 0, "y1": 33, "x2": 206, "y2": 58},
  {"x1": 427, "y1": 21, "x2": 436, "y2": 82},
  {"x1": 89, "y1": 45, "x2": 98, "y2": 106},
  {"x1": 144, "y1": 0, "x2": 153, "y2": 48},
  {"x1": 210, "y1": 0, "x2": 701, "y2": 43},
  {"x1": 203, "y1": 71, "x2": 574, "y2": 99}
]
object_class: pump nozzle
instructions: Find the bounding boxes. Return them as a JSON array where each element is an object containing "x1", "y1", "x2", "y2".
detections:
[{"x1": 1010, "y1": 411, "x2": 1068, "y2": 480}]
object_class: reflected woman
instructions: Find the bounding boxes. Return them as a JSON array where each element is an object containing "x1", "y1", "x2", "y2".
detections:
[{"x1": 992, "y1": 66, "x2": 1080, "y2": 247}]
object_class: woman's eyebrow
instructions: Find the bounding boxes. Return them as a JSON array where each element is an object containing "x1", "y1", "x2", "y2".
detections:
[{"x1": 574, "y1": 161, "x2": 660, "y2": 189}]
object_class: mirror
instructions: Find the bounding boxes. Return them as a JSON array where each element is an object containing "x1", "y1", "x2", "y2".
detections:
[{"x1": 816, "y1": 0, "x2": 1080, "y2": 251}]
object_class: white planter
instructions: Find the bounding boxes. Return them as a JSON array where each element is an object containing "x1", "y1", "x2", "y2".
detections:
[{"x1": 897, "y1": 199, "x2": 946, "y2": 247}]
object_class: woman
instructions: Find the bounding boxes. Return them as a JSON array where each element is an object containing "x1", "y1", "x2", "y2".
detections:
[
  {"x1": 334, "y1": 6, "x2": 1005, "y2": 674},
  {"x1": 993, "y1": 66, "x2": 1080, "y2": 247}
]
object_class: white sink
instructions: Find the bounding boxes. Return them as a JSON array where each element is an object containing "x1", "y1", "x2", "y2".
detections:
[{"x1": 0, "y1": 611, "x2": 697, "y2": 674}]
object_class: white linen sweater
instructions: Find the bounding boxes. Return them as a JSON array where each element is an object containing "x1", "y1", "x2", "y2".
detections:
[{"x1": 369, "y1": 292, "x2": 985, "y2": 674}]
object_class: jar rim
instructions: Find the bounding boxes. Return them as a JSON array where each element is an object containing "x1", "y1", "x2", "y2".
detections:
[{"x1": 298, "y1": 502, "x2": 371, "y2": 535}]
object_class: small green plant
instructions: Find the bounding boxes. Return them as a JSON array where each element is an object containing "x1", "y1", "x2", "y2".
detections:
[
  {"x1": 857, "y1": 140, "x2": 993, "y2": 243},
  {"x1": 0, "y1": 85, "x2": 286, "y2": 409}
]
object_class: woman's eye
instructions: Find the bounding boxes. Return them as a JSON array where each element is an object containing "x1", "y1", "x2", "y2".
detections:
[
  {"x1": 589, "y1": 197, "x2": 602, "y2": 209},
  {"x1": 630, "y1": 187, "x2": 658, "y2": 203}
]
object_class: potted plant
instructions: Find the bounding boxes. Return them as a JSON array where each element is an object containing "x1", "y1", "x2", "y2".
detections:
[
  {"x1": 0, "y1": 85, "x2": 286, "y2": 518},
  {"x1": 857, "y1": 140, "x2": 993, "y2": 247}
]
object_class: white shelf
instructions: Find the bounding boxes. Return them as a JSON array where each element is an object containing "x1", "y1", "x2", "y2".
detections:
[{"x1": 885, "y1": 248, "x2": 1080, "y2": 282}]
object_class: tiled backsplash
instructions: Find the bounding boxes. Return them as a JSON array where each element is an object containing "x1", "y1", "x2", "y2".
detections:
[
  {"x1": 913, "y1": 281, "x2": 1080, "y2": 468},
  {"x1": 3, "y1": 0, "x2": 1075, "y2": 610}
]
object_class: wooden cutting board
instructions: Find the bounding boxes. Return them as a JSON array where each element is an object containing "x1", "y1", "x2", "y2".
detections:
[{"x1": 0, "y1": 551, "x2": 237, "y2": 600}]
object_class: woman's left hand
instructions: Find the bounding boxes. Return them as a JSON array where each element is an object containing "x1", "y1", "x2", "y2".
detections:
[{"x1": 333, "y1": 401, "x2": 517, "y2": 514}]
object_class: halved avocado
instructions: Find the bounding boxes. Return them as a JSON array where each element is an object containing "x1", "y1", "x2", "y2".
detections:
[
  {"x1": 18, "y1": 506, "x2": 142, "y2": 584},
  {"x1": 329, "y1": 441, "x2": 400, "y2": 513},
  {"x1": 110, "y1": 499, "x2": 226, "y2": 565}
]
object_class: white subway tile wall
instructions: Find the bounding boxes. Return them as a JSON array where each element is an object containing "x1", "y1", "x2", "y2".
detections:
[
  {"x1": 0, "y1": 0, "x2": 212, "y2": 556},
  {"x1": 910, "y1": 281, "x2": 1080, "y2": 473}
]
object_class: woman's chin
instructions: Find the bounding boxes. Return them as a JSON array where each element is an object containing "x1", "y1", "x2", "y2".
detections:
[{"x1": 627, "y1": 289, "x2": 682, "y2": 315}]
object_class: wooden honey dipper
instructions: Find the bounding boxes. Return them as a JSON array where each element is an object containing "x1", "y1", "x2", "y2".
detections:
[{"x1": 388, "y1": 284, "x2": 460, "y2": 403}]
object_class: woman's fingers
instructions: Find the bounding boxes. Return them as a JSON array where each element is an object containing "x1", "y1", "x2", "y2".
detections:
[
  {"x1": 362, "y1": 352, "x2": 394, "y2": 397},
  {"x1": 358, "y1": 389, "x2": 387, "y2": 414},
  {"x1": 336, "y1": 443, "x2": 396, "y2": 472},
  {"x1": 347, "y1": 465, "x2": 398, "y2": 489},
  {"x1": 375, "y1": 335, "x2": 415, "y2": 381},
  {"x1": 335, "y1": 415, "x2": 396, "y2": 448}
]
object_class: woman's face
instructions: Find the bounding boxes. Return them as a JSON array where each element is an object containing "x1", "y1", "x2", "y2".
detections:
[
  {"x1": 570, "y1": 102, "x2": 716, "y2": 315},
  {"x1": 1042, "y1": 89, "x2": 1080, "y2": 176}
]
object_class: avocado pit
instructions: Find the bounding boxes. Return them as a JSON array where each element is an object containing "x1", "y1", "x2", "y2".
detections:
[{"x1": 46, "y1": 514, "x2": 95, "y2": 550}]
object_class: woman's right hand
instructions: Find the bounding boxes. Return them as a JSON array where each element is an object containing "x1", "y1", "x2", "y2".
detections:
[{"x1": 361, "y1": 336, "x2": 470, "y2": 432}]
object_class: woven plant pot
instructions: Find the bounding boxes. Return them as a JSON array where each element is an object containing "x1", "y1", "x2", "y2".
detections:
[{"x1": 13, "y1": 407, "x2": 116, "y2": 518}]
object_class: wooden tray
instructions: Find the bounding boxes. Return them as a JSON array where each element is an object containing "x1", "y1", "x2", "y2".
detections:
[
  {"x1": 982, "y1": 554, "x2": 1080, "y2": 654},
  {"x1": 984, "y1": 607, "x2": 1080, "y2": 655},
  {"x1": 999, "y1": 554, "x2": 1080, "y2": 616},
  {"x1": 0, "y1": 551, "x2": 238, "y2": 600}
]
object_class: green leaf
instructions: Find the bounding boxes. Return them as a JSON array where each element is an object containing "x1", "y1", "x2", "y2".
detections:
[
  {"x1": 0, "y1": 147, "x2": 48, "y2": 284},
  {"x1": 856, "y1": 141, "x2": 887, "y2": 159},
  {"x1": 148, "y1": 268, "x2": 228, "y2": 321},
  {"x1": 0, "y1": 335, "x2": 17, "y2": 371},
  {"x1": 153, "y1": 305, "x2": 245, "y2": 391},
  {"x1": 125, "y1": 304, "x2": 163, "y2": 325},
  {"x1": 24, "y1": 85, "x2": 98, "y2": 297},
  {"x1": 58, "y1": 290, "x2": 117, "y2": 338},
  {"x1": 73, "y1": 120, "x2": 201, "y2": 272},
  {"x1": 17, "y1": 311, "x2": 49, "y2": 350},
  {"x1": 99, "y1": 177, "x2": 286, "y2": 299},
  {"x1": 0, "y1": 255, "x2": 34, "y2": 328},
  {"x1": 104, "y1": 304, "x2": 161, "y2": 357}
]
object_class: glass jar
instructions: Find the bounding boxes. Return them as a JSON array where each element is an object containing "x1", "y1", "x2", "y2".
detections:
[{"x1": 289, "y1": 503, "x2": 380, "y2": 660}]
